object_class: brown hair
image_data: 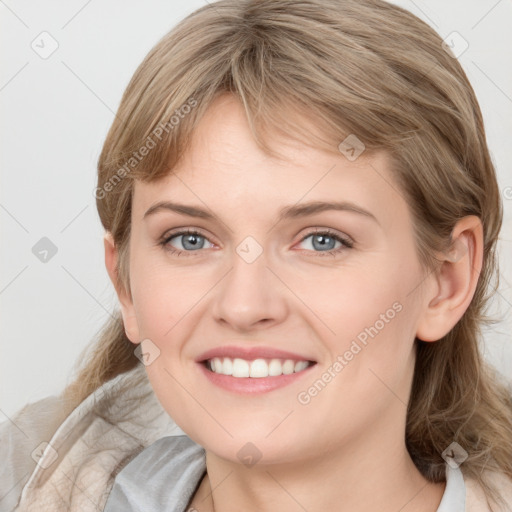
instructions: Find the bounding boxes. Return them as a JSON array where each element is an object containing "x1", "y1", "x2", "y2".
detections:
[{"x1": 62, "y1": 0, "x2": 512, "y2": 507}]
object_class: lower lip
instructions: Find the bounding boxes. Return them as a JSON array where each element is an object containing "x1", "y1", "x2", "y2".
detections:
[{"x1": 197, "y1": 361, "x2": 317, "y2": 395}]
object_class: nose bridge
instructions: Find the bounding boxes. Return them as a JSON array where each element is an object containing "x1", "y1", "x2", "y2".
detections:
[{"x1": 212, "y1": 239, "x2": 287, "y2": 330}]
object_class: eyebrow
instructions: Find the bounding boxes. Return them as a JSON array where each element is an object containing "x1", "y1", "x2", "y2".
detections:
[{"x1": 143, "y1": 200, "x2": 379, "y2": 225}]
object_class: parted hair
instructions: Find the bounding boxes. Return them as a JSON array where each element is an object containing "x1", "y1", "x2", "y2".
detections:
[{"x1": 61, "y1": 0, "x2": 512, "y2": 508}]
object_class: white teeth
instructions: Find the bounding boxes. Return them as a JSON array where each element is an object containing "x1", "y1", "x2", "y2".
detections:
[
  {"x1": 232, "y1": 358, "x2": 250, "y2": 377},
  {"x1": 268, "y1": 359, "x2": 282, "y2": 376},
  {"x1": 282, "y1": 360, "x2": 295, "y2": 375},
  {"x1": 294, "y1": 361, "x2": 309, "y2": 372},
  {"x1": 222, "y1": 357, "x2": 233, "y2": 375},
  {"x1": 249, "y1": 359, "x2": 268, "y2": 378},
  {"x1": 212, "y1": 357, "x2": 223, "y2": 373},
  {"x1": 207, "y1": 357, "x2": 312, "y2": 378}
]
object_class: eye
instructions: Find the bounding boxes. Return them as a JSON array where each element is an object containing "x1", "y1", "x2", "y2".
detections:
[
  {"x1": 158, "y1": 228, "x2": 353, "y2": 257},
  {"x1": 296, "y1": 229, "x2": 353, "y2": 256},
  {"x1": 160, "y1": 229, "x2": 215, "y2": 255}
]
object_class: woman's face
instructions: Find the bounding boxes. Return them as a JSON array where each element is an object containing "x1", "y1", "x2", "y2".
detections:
[{"x1": 119, "y1": 94, "x2": 432, "y2": 465}]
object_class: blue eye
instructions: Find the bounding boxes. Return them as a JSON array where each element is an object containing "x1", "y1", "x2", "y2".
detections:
[
  {"x1": 161, "y1": 229, "x2": 214, "y2": 255},
  {"x1": 297, "y1": 229, "x2": 353, "y2": 256},
  {"x1": 159, "y1": 228, "x2": 353, "y2": 257}
]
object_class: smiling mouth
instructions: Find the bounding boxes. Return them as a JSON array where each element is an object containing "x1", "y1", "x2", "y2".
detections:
[{"x1": 202, "y1": 357, "x2": 316, "y2": 378}]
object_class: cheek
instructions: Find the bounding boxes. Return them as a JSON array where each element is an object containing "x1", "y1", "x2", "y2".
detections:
[
  {"x1": 324, "y1": 275, "x2": 422, "y2": 412},
  {"x1": 282, "y1": 257, "x2": 409, "y2": 337},
  {"x1": 296, "y1": 255, "x2": 421, "y2": 380},
  {"x1": 130, "y1": 258, "x2": 209, "y2": 338}
]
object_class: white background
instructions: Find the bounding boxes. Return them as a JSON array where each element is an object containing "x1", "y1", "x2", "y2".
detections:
[{"x1": 1, "y1": 0, "x2": 511, "y2": 418}]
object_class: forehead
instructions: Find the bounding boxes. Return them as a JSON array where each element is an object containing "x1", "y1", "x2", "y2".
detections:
[{"x1": 132, "y1": 96, "x2": 408, "y2": 226}]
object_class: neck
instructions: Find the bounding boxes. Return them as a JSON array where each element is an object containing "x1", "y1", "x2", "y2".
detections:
[{"x1": 191, "y1": 414, "x2": 445, "y2": 512}]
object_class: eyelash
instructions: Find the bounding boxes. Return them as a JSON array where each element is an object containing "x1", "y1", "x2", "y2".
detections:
[{"x1": 159, "y1": 228, "x2": 354, "y2": 258}]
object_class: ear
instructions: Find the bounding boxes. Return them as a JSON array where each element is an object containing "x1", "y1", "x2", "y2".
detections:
[
  {"x1": 415, "y1": 216, "x2": 484, "y2": 342},
  {"x1": 103, "y1": 231, "x2": 141, "y2": 344}
]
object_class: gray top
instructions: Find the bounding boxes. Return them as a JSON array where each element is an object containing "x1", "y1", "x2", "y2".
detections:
[{"x1": 104, "y1": 435, "x2": 465, "y2": 511}]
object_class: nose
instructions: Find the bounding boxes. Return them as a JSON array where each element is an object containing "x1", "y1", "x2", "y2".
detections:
[{"x1": 211, "y1": 247, "x2": 288, "y2": 332}]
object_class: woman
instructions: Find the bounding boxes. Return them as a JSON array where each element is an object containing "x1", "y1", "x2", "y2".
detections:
[{"x1": 3, "y1": 0, "x2": 512, "y2": 510}]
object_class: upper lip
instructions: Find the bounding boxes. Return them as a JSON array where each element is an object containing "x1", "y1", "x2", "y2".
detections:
[{"x1": 195, "y1": 345, "x2": 317, "y2": 363}]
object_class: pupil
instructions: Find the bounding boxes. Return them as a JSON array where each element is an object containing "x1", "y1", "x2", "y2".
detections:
[
  {"x1": 314, "y1": 234, "x2": 334, "y2": 251},
  {"x1": 184, "y1": 234, "x2": 202, "y2": 250}
]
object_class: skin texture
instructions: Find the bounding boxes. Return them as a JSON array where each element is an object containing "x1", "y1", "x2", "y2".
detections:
[{"x1": 104, "y1": 93, "x2": 483, "y2": 512}]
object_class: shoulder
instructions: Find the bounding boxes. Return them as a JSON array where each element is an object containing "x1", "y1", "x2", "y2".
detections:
[
  {"x1": 465, "y1": 470, "x2": 512, "y2": 512},
  {"x1": 0, "y1": 394, "x2": 72, "y2": 511},
  {"x1": 104, "y1": 434, "x2": 206, "y2": 512},
  {"x1": 9, "y1": 365, "x2": 179, "y2": 511},
  {"x1": 115, "y1": 434, "x2": 205, "y2": 477}
]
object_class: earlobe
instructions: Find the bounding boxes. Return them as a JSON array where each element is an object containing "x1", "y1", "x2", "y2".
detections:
[
  {"x1": 415, "y1": 216, "x2": 483, "y2": 342},
  {"x1": 103, "y1": 232, "x2": 141, "y2": 344}
]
